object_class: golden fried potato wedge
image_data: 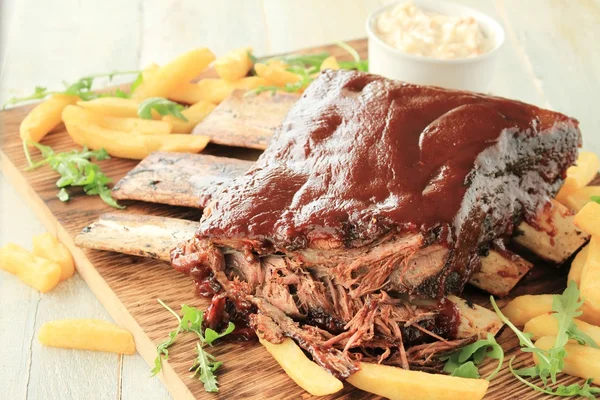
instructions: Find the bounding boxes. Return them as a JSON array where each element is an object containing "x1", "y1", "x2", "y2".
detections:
[
  {"x1": 77, "y1": 98, "x2": 140, "y2": 118},
  {"x1": 214, "y1": 47, "x2": 253, "y2": 81},
  {"x1": 0, "y1": 243, "x2": 61, "y2": 292},
  {"x1": 20, "y1": 94, "x2": 79, "y2": 144},
  {"x1": 534, "y1": 336, "x2": 600, "y2": 381},
  {"x1": 525, "y1": 313, "x2": 600, "y2": 344},
  {"x1": 501, "y1": 294, "x2": 555, "y2": 326},
  {"x1": 574, "y1": 201, "x2": 600, "y2": 237},
  {"x1": 144, "y1": 134, "x2": 210, "y2": 154},
  {"x1": 502, "y1": 292, "x2": 600, "y2": 327},
  {"x1": 320, "y1": 56, "x2": 340, "y2": 71},
  {"x1": 170, "y1": 77, "x2": 269, "y2": 105},
  {"x1": 347, "y1": 362, "x2": 489, "y2": 400},
  {"x1": 258, "y1": 337, "x2": 343, "y2": 396},
  {"x1": 557, "y1": 152, "x2": 600, "y2": 203},
  {"x1": 64, "y1": 105, "x2": 171, "y2": 135},
  {"x1": 254, "y1": 63, "x2": 301, "y2": 87},
  {"x1": 132, "y1": 48, "x2": 215, "y2": 100},
  {"x1": 64, "y1": 117, "x2": 148, "y2": 160},
  {"x1": 580, "y1": 236, "x2": 600, "y2": 319},
  {"x1": 163, "y1": 101, "x2": 216, "y2": 133},
  {"x1": 39, "y1": 319, "x2": 135, "y2": 354},
  {"x1": 569, "y1": 245, "x2": 589, "y2": 286},
  {"x1": 563, "y1": 186, "x2": 600, "y2": 212},
  {"x1": 33, "y1": 232, "x2": 75, "y2": 281}
]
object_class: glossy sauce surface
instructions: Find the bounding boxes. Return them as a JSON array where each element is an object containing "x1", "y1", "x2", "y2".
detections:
[{"x1": 199, "y1": 70, "x2": 579, "y2": 250}]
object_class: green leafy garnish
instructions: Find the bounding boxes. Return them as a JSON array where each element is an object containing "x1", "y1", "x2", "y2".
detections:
[
  {"x1": 491, "y1": 281, "x2": 600, "y2": 398},
  {"x1": 25, "y1": 141, "x2": 122, "y2": 208},
  {"x1": 2, "y1": 70, "x2": 141, "y2": 109},
  {"x1": 335, "y1": 41, "x2": 369, "y2": 72},
  {"x1": 247, "y1": 42, "x2": 368, "y2": 96},
  {"x1": 152, "y1": 299, "x2": 234, "y2": 393},
  {"x1": 441, "y1": 333, "x2": 504, "y2": 380},
  {"x1": 138, "y1": 97, "x2": 188, "y2": 121},
  {"x1": 591, "y1": 196, "x2": 600, "y2": 204}
]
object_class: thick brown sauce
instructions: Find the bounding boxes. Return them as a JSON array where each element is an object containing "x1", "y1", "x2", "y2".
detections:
[{"x1": 199, "y1": 70, "x2": 579, "y2": 252}]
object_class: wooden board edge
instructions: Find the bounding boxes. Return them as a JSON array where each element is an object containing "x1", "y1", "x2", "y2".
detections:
[{"x1": 0, "y1": 149, "x2": 194, "y2": 400}]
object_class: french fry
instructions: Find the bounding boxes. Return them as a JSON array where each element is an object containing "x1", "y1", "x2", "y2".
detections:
[
  {"x1": 580, "y1": 236, "x2": 600, "y2": 320},
  {"x1": 142, "y1": 63, "x2": 159, "y2": 80},
  {"x1": 574, "y1": 201, "x2": 600, "y2": 237},
  {"x1": 64, "y1": 105, "x2": 172, "y2": 135},
  {"x1": 513, "y1": 200, "x2": 588, "y2": 264},
  {"x1": 77, "y1": 98, "x2": 139, "y2": 118},
  {"x1": 131, "y1": 48, "x2": 215, "y2": 101},
  {"x1": 534, "y1": 336, "x2": 600, "y2": 381},
  {"x1": 0, "y1": 243, "x2": 61, "y2": 292},
  {"x1": 258, "y1": 336, "x2": 343, "y2": 396},
  {"x1": 254, "y1": 63, "x2": 301, "y2": 87},
  {"x1": 20, "y1": 94, "x2": 79, "y2": 144},
  {"x1": 170, "y1": 77, "x2": 269, "y2": 105},
  {"x1": 524, "y1": 313, "x2": 600, "y2": 344},
  {"x1": 144, "y1": 134, "x2": 210, "y2": 154},
  {"x1": 163, "y1": 101, "x2": 216, "y2": 133},
  {"x1": 214, "y1": 47, "x2": 253, "y2": 81},
  {"x1": 347, "y1": 362, "x2": 489, "y2": 400},
  {"x1": 33, "y1": 232, "x2": 75, "y2": 281},
  {"x1": 556, "y1": 152, "x2": 600, "y2": 204},
  {"x1": 501, "y1": 294, "x2": 555, "y2": 326},
  {"x1": 64, "y1": 117, "x2": 149, "y2": 160},
  {"x1": 39, "y1": 319, "x2": 135, "y2": 354},
  {"x1": 569, "y1": 245, "x2": 588, "y2": 286},
  {"x1": 502, "y1": 293, "x2": 600, "y2": 327},
  {"x1": 320, "y1": 56, "x2": 340, "y2": 71},
  {"x1": 563, "y1": 186, "x2": 600, "y2": 212}
]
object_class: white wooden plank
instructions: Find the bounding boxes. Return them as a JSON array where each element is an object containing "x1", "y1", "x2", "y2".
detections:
[
  {"x1": 0, "y1": 172, "x2": 46, "y2": 400},
  {"x1": 262, "y1": 0, "x2": 376, "y2": 54},
  {"x1": 121, "y1": 354, "x2": 172, "y2": 400},
  {"x1": 26, "y1": 274, "x2": 119, "y2": 400},
  {"x1": 496, "y1": 0, "x2": 600, "y2": 154},
  {"x1": 139, "y1": 0, "x2": 269, "y2": 65},
  {"x1": 0, "y1": 0, "x2": 143, "y2": 104}
]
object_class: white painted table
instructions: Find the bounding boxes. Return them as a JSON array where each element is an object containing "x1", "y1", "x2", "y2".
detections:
[{"x1": 1, "y1": 0, "x2": 599, "y2": 399}]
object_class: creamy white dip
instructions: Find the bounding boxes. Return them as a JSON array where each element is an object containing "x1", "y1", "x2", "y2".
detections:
[{"x1": 375, "y1": 1, "x2": 492, "y2": 59}]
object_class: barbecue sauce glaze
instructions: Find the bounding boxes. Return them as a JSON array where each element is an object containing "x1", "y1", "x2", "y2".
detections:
[{"x1": 199, "y1": 70, "x2": 580, "y2": 259}]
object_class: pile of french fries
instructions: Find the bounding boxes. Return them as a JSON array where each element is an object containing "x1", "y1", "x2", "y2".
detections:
[
  {"x1": 19, "y1": 46, "x2": 344, "y2": 160},
  {"x1": 0, "y1": 233, "x2": 135, "y2": 355},
  {"x1": 500, "y1": 151, "x2": 600, "y2": 384}
]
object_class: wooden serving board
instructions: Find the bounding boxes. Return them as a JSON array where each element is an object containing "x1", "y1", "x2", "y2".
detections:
[{"x1": 0, "y1": 39, "x2": 585, "y2": 400}]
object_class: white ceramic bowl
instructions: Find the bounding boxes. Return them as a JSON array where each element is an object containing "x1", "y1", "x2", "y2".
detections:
[{"x1": 366, "y1": 0, "x2": 505, "y2": 92}]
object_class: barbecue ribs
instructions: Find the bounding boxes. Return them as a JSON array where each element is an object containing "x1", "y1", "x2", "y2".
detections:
[{"x1": 171, "y1": 70, "x2": 581, "y2": 377}]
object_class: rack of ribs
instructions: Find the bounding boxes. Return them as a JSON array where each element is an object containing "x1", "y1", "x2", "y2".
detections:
[{"x1": 166, "y1": 69, "x2": 580, "y2": 377}]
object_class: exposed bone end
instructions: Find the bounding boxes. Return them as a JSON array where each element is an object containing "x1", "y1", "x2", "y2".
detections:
[
  {"x1": 448, "y1": 295, "x2": 503, "y2": 339},
  {"x1": 469, "y1": 250, "x2": 533, "y2": 297},
  {"x1": 75, "y1": 213, "x2": 197, "y2": 262},
  {"x1": 513, "y1": 199, "x2": 589, "y2": 263}
]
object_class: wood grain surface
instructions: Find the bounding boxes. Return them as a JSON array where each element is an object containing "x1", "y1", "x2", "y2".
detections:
[{"x1": 0, "y1": 39, "x2": 590, "y2": 400}]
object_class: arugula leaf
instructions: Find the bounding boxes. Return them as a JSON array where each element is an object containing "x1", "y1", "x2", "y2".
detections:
[
  {"x1": 2, "y1": 70, "x2": 140, "y2": 109},
  {"x1": 152, "y1": 300, "x2": 234, "y2": 392},
  {"x1": 138, "y1": 97, "x2": 188, "y2": 121},
  {"x1": 25, "y1": 141, "x2": 122, "y2": 208},
  {"x1": 441, "y1": 333, "x2": 504, "y2": 380},
  {"x1": 151, "y1": 299, "x2": 183, "y2": 376},
  {"x1": 491, "y1": 281, "x2": 600, "y2": 398},
  {"x1": 591, "y1": 196, "x2": 600, "y2": 205},
  {"x1": 336, "y1": 41, "x2": 369, "y2": 72},
  {"x1": 205, "y1": 322, "x2": 235, "y2": 346},
  {"x1": 508, "y1": 357, "x2": 600, "y2": 399}
]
